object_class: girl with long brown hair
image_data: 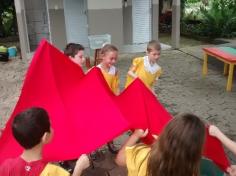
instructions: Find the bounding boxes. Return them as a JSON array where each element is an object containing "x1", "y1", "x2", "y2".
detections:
[{"x1": 115, "y1": 113, "x2": 206, "y2": 176}]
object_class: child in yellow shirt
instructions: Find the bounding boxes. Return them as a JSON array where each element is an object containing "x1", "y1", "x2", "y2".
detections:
[
  {"x1": 97, "y1": 44, "x2": 120, "y2": 95},
  {"x1": 125, "y1": 40, "x2": 162, "y2": 93}
]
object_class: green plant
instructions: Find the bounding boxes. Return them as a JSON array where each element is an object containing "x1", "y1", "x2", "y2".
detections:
[
  {"x1": 0, "y1": 0, "x2": 17, "y2": 37},
  {"x1": 200, "y1": 0, "x2": 236, "y2": 38}
]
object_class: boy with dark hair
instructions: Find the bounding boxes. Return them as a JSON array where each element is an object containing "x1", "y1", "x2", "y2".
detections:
[
  {"x1": 64, "y1": 43, "x2": 85, "y2": 67},
  {"x1": 0, "y1": 107, "x2": 89, "y2": 176}
]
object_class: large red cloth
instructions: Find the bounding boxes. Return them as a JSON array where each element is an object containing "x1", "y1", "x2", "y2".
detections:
[
  {"x1": 0, "y1": 40, "x2": 129, "y2": 162},
  {"x1": 0, "y1": 40, "x2": 230, "y2": 171}
]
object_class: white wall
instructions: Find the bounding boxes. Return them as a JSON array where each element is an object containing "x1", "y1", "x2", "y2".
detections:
[
  {"x1": 153, "y1": 0, "x2": 159, "y2": 4},
  {"x1": 88, "y1": 0, "x2": 122, "y2": 9}
]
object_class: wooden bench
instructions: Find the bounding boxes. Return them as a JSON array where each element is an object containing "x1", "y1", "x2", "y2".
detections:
[{"x1": 202, "y1": 47, "x2": 236, "y2": 91}]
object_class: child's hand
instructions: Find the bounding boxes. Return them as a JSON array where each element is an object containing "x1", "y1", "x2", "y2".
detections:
[
  {"x1": 152, "y1": 134, "x2": 158, "y2": 140},
  {"x1": 209, "y1": 125, "x2": 221, "y2": 137},
  {"x1": 133, "y1": 129, "x2": 148, "y2": 138},
  {"x1": 227, "y1": 165, "x2": 236, "y2": 176}
]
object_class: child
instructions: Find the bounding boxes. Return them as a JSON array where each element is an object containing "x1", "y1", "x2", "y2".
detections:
[
  {"x1": 64, "y1": 43, "x2": 85, "y2": 68},
  {"x1": 97, "y1": 44, "x2": 120, "y2": 95},
  {"x1": 125, "y1": 40, "x2": 162, "y2": 92},
  {"x1": 96, "y1": 44, "x2": 120, "y2": 153},
  {"x1": 0, "y1": 107, "x2": 90, "y2": 176},
  {"x1": 115, "y1": 113, "x2": 206, "y2": 176},
  {"x1": 209, "y1": 125, "x2": 236, "y2": 176}
]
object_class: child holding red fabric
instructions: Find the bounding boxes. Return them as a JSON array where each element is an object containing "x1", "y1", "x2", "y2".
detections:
[
  {"x1": 64, "y1": 43, "x2": 85, "y2": 68},
  {"x1": 209, "y1": 125, "x2": 236, "y2": 176},
  {"x1": 125, "y1": 40, "x2": 162, "y2": 94},
  {"x1": 97, "y1": 44, "x2": 120, "y2": 95},
  {"x1": 115, "y1": 113, "x2": 206, "y2": 176},
  {"x1": 0, "y1": 107, "x2": 90, "y2": 176}
]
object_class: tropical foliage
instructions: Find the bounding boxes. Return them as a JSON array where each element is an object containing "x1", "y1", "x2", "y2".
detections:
[
  {"x1": 181, "y1": 0, "x2": 236, "y2": 39},
  {"x1": 199, "y1": 0, "x2": 236, "y2": 38},
  {"x1": 0, "y1": 0, "x2": 17, "y2": 37}
]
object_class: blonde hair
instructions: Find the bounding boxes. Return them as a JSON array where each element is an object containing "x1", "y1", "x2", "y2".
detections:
[
  {"x1": 100, "y1": 44, "x2": 118, "y2": 56},
  {"x1": 147, "y1": 40, "x2": 161, "y2": 53}
]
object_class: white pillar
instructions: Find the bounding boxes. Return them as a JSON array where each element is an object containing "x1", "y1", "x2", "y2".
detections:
[
  {"x1": 14, "y1": 0, "x2": 29, "y2": 59},
  {"x1": 152, "y1": 0, "x2": 159, "y2": 40},
  {"x1": 171, "y1": 0, "x2": 180, "y2": 49}
]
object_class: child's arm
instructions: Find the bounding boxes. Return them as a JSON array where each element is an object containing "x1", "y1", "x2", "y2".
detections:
[
  {"x1": 72, "y1": 154, "x2": 90, "y2": 176},
  {"x1": 127, "y1": 57, "x2": 142, "y2": 79},
  {"x1": 127, "y1": 70, "x2": 138, "y2": 79},
  {"x1": 115, "y1": 129, "x2": 148, "y2": 167},
  {"x1": 209, "y1": 125, "x2": 236, "y2": 155},
  {"x1": 227, "y1": 165, "x2": 236, "y2": 176}
]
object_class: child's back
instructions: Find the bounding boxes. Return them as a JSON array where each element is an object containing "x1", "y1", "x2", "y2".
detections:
[
  {"x1": 0, "y1": 107, "x2": 89, "y2": 176},
  {"x1": 0, "y1": 157, "x2": 47, "y2": 175}
]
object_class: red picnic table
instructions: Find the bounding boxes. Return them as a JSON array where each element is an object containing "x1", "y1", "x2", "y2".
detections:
[{"x1": 202, "y1": 47, "x2": 236, "y2": 91}]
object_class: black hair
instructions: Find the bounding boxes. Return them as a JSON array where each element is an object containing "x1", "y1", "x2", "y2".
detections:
[
  {"x1": 64, "y1": 43, "x2": 85, "y2": 57},
  {"x1": 12, "y1": 107, "x2": 51, "y2": 149}
]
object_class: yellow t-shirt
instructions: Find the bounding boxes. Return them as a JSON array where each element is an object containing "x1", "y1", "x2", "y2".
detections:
[
  {"x1": 40, "y1": 163, "x2": 70, "y2": 176},
  {"x1": 125, "y1": 57, "x2": 162, "y2": 89},
  {"x1": 97, "y1": 65, "x2": 120, "y2": 94},
  {"x1": 126, "y1": 145, "x2": 151, "y2": 176}
]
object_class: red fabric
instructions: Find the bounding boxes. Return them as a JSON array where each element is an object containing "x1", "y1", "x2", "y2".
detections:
[
  {"x1": 203, "y1": 126, "x2": 230, "y2": 171},
  {"x1": 116, "y1": 79, "x2": 172, "y2": 144},
  {"x1": 0, "y1": 40, "x2": 230, "y2": 172},
  {"x1": 0, "y1": 40, "x2": 129, "y2": 162},
  {"x1": 203, "y1": 47, "x2": 236, "y2": 62},
  {"x1": 0, "y1": 157, "x2": 47, "y2": 176}
]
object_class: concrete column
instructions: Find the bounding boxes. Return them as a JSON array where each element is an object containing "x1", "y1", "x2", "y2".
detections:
[
  {"x1": 171, "y1": 0, "x2": 180, "y2": 49},
  {"x1": 152, "y1": 0, "x2": 159, "y2": 41},
  {"x1": 14, "y1": 0, "x2": 29, "y2": 59}
]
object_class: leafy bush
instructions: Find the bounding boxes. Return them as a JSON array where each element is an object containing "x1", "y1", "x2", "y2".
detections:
[
  {"x1": 199, "y1": 0, "x2": 236, "y2": 38},
  {"x1": 2, "y1": 10, "x2": 14, "y2": 36}
]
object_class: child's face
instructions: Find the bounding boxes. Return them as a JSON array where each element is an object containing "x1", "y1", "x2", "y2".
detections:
[
  {"x1": 147, "y1": 49, "x2": 161, "y2": 63},
  {"x1": 70, "y1": 50, "x2": 85, "y2": 66},
  {"x1": 102, "y1": 51, "x2": 118, "y2": 68}
]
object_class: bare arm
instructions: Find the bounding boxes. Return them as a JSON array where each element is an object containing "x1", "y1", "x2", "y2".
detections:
[
  {"x1": 227, "y1": 165, "x2": 236, "y2": 176},
  {"x1": 127, "y1": 70, "x2": 138, "y2": 79},
  {"x1": 115, "y1": 129, "x2": 148, "y2": 167},
  {"x1": 72, "y1": 154, "x2": 90, "y2": 176},
  {"x1": 209, "y1": 125, "x2": 236, "y2": 155}
]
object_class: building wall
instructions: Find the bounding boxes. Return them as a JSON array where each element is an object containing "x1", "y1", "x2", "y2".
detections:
[
  {"x1": 47, "y1": 0, "x2": 67, "y2": 50},
  {"x1": 122, "y1": 0, "x2": 159, "y2": 45},
  {"x1": 24, "y1": 0, "x2": 50, "y2": 51},
  {"x1": 88, "y1": 0, "x2": 122, "y2": 9},
  {"x1": 87, "y1": 0, "x2": 123, "y2": 48},
  {"x1": 123, "y1": 1, "x2": 132, "y2": 44}
]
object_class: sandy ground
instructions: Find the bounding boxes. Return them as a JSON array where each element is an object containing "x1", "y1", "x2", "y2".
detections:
[{"x1": 0, "y1": 43, "x2": 236, "y2": 174}]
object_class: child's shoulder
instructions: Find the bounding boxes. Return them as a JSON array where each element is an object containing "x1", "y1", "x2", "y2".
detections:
[
  {"x1": 133, "y1": 56, "x2": 145, "y2": 61},
  {"x1": 40, "y1": 163, "x2": 70, "y2": 176},
  {"x1": 132, "y1": 56, "x2": 145, "y2": 65},
  {"x1": 0, "y1": 157, "x2": 21, "y2": 169}
]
